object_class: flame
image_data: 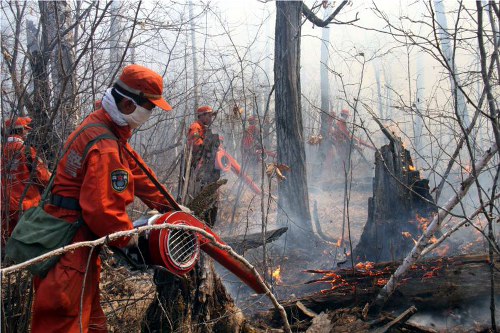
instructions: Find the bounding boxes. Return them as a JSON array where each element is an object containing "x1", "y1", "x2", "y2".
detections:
[
  {"x1": 422, "y1": 266, "x2": 441, "y2": 279},
  {"x1": 336, "y1": 239, "x2": 342, "y2": 247},
  {"x1": 409, "y1": 165, "x2": 416, "y2": 171},
  {"x1": 272, "y1": 266, "x2": 282, "y2": 284},
  {"x1": 415, "y1": 214, "x2": 430, "y2": 232},
  {"x1": 355, "y1": 262, "x2": 374, "y2": 271},
  {"x1": 376, "y1": 278, "x2": 388, "y2": 286}
]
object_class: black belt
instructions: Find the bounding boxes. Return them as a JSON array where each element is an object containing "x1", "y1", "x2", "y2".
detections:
[{"x1": 50, "y1": 194, "x2": 81, "y2": 211}]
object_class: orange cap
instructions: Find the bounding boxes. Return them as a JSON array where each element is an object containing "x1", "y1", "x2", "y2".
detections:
[
  {"x1": 196, "y1": 106, "x2": 213, "y2": 115},
  {"x1": 116, "y1": 64, "x2": 172, "y2": 111},
  {"x1": 5, "y1": 116, "x2": 32, "y2": 130}
]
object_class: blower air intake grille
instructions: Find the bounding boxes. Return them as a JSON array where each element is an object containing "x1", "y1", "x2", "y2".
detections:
[
  {"x1": 167, "y1": 228, "x2": 198, "y2": 269},
  {"x1": 149, "y1": 212, "x2": 200, "y2": 275}
]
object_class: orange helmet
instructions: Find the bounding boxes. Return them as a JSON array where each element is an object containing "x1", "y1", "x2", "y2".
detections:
[
  {"x1": 116, "y1": 64, "x2": 172, "y2": 111},
  {"x1": 196, "y1": 105, "x2": 214, "y2": 115},
  {"x1": 5, "y1": 116, "x2": 32, "y2": 130},
  {"x1": 340, "y1": 109, "x2": 350, "y2": 118}
]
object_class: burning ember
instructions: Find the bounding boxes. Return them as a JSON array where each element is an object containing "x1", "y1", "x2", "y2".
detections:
[
  {"x1": 408, "y1": 165, "x2": 416, "y2": 171},
  {"x1": 355, "y1": 262, "x2": 374, "y2": 271},
  {"x1": 272, "y1": 266, "x2": 282, "y2": 284},
  {"x1": 416, "y1": 214, "x2": 430, "y2": 232}
]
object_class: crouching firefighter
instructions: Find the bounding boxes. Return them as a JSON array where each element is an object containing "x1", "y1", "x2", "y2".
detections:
[{"x1": 29, "y1": 65, "x2": 176, "y2": 332}]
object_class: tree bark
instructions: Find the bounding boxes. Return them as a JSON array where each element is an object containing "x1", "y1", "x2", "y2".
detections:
[
  {"x1": 39, "y1": 1, "x2": 78, "y2": 138},
  {"x1": 274, "y1": 1, "x2": 313, "y2": 241}
]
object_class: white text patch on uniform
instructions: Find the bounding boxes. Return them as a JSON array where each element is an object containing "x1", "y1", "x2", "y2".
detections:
[{"x1": 111, "y1": 169, "x2": 129, "y2": 192}]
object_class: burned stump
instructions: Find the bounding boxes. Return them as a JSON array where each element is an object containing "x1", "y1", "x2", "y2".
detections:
[{"x1": 354, "y1": 129, "x2": 434, "y2": 262}]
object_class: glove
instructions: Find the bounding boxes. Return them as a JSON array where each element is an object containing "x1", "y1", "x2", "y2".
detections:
[{"x1": 178, "y1": 204, "x2": 193, "y2": 214}]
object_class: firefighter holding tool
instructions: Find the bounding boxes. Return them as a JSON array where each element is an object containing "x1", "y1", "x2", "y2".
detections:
[{"x1": 31, "y1": 64, "x2": 179, "y2": 333}]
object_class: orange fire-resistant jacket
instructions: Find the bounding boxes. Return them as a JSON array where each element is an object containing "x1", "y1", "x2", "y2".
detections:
[
  {"x1": 242, "y1": 125, "x2": 258, "y2": 154},
  {"x1": 1, "y1": 135, "x2": 51, "y2": 235},
  {"x1": 45, "y1": 108, "x2": 174, "y2": 261},
  {"x1": 333, "y1": 119, "x2": 373, "y2": 149},
  {"x1": 32, "y1": 108, "x2": 174, "y2": 333},
  {"x1": 187, "y1": 120, "x2": 207, "y2": 152}
]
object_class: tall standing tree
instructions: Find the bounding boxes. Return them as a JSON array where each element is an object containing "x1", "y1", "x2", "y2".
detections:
[
  {"x1": 274, "y1": 1, "x2": 347, "y2": 242},
  {"x1": 39, "y1": 1, "x2": 78, "y2": 137}
]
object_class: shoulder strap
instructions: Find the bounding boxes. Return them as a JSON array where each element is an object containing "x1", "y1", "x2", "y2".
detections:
[
  {"x1": 41, "y1": 123, "x2": 117, "y2": 203},
  {"x1": 121, "y1": 145, "x2": 181, "y2": 211}
]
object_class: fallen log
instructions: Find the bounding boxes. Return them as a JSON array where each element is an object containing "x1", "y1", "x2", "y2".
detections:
[
  {"x1": 280, "y1": 253, "x2": 499, "y2": 317},
  {"x1": 224, "y1": 227, "x2": 288, "y2": 253}
]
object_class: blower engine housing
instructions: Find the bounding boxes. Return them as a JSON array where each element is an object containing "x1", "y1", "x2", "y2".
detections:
[{"x1": 148, "y1": 212, "x2": 200, "y2": 276}]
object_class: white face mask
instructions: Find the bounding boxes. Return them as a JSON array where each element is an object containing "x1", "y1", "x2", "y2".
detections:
[{"x1": 123, "y1": 103, "x2": 153, "y2": 129}]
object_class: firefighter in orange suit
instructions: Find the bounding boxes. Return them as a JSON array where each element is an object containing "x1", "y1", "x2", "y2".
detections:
[
  {"x1": 241, "y1": 115, "x2": 260, "y2": 167},
  {"x1": 31, "y1": 64, "x2": 175, "y2": 333},
  {"x1": 187, "y1": 105, "x2": 215, "y2": 157},
  {"x1": 332, "y1": 109, "x2": 374, "y2": 166},
  {"x1": 1, "y1": 117, "x2": 51, "y2": 244}
]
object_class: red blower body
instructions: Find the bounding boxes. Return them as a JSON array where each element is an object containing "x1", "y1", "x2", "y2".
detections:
[{"x1": 148, "y1": 211, "x2": 266, "y2": 294}]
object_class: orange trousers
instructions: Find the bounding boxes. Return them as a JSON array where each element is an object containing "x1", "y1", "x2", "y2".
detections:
[{"x1": 32, "y1": 258, "x2": 107, "y2": 333}]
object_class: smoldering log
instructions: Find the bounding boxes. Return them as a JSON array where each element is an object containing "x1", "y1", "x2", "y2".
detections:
[{"x1": 279, "y1": 254, "x2": 499, "y2": 319}]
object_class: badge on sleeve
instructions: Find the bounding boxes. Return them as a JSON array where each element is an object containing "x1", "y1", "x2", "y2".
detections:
[{"x1": 111, "y1": 169, "x2": 129, "y2": 192}]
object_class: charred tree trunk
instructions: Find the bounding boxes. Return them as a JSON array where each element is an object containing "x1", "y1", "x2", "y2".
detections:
[
  {"x1": 142, "y1": 133, "x2": 250, "y2": 333},
  {"x1": 274, "y1": 1, "x2": 313, "y2": 242},
  {"x1": 354, "y1": 130, "x2": 434, "y2": 262}
]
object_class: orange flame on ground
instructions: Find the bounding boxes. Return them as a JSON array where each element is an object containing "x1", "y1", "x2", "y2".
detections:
[
  {"x1": 355, "y1": 262, "x2": 374, "y2": 271},
  {"x1": 409, "y1": 165, "x2": 416, "y2": 171},
  {"x1": 272, "y1": 266, "x2": 282, "y2": 284},
  {"x1": 336, "y1": 239, "x2": 342, "y2": 247},
  {"x1": 376, "y1": 278, "x2": 388, "y2": 286}
]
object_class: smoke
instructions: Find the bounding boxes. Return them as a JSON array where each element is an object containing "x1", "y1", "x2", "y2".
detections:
[{"x1": 408, "y1": 296, "x2": 500, "y2": 331}]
